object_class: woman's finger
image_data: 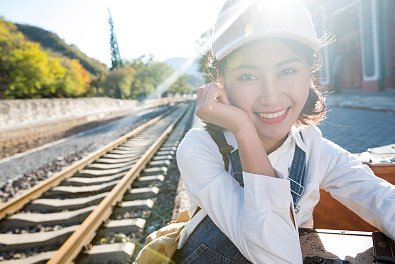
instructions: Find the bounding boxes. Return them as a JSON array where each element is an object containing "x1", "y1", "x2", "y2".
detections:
[
  {"x1": 196, "y1": 85, "x2": 205, "y2": 106},
  {"x1": 214, "y1": 79, "x2": 231, "y2": 105},
  {"x1": 201, "y1": 82, "x2": 215, "y2": 104}
]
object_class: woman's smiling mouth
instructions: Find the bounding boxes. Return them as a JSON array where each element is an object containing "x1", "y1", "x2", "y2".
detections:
[
  {"x1": 254, "y1": 107, "x2": 291, "y2": 124},
  {"x1": 255, "y1": 107, "x2": 290, "y2": 119}
]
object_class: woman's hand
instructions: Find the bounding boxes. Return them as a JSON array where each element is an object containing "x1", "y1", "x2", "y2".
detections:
[
  {"x1": 197, "y1": 81, "x2": 277, "y2": 178},
  {"x1": 196, "y1": 81, "x2": 253, "y2": 136}
]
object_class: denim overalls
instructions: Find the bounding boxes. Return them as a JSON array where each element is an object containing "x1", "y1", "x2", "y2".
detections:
[{"x1": 172, "y1": 132, "x2": 306, "y2": 264}]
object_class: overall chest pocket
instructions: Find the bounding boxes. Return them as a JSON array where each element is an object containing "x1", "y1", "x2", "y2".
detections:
[
  {"x1": 182, "y1": 243, "x2": 251, "y2": 264},
  {"x1": 174, "y1": 215, "x2": 252, "y2": 264}
]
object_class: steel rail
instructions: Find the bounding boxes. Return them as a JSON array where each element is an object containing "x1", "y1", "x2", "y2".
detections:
[
  {"x1": 47, "y1": 103, "x2": 191, "y2": 264},
  {"x1": 0, "y1": 107, "x2": 175, "y2": 221}
]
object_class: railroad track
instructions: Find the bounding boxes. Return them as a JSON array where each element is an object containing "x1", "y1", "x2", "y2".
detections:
[{"x1": 0, "y1": 101, "x2": 195, "y2": 264}]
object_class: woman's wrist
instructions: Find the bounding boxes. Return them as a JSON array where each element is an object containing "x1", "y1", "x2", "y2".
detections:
[
  {"x1": 233, "y1": 124, "x2": 276, "y2": 177},
  {"x1": 231, "y1": 119, "x2": 256, "y2": 140}
]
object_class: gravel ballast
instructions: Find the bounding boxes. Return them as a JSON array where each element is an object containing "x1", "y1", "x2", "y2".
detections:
[{"x1": 0, "y1": 104, "x2": 171, "y2": 202}]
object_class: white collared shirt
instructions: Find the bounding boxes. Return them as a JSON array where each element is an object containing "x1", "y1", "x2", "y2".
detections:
[{"x1": 176, "y1": 125, "x2": 395, "y2": 264}]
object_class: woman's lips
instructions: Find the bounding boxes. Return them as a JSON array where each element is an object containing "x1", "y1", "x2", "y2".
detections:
[{"x1": 254, "y1": 107, "x2": 290, "y2": 124}]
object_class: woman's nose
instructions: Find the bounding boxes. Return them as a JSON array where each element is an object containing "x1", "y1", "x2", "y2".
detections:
[{"x1": 257, "y1": 79, "x2": 281, "y2": 105}]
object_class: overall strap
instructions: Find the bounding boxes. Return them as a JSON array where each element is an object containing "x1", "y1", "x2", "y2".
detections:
[
  {"x1": 206, "y1": 128, "x2": 243, "y2": 186},
  {"x1": 207, "y1": 129, "x2": 307, "y2": 212},
  {"x1": 228, "y1": 150, "x2": 244, "y2": 187},
  {"x1": 289, "y1": 131, "x2": 306, "y2": 213},
  {"x1": 206, "y1": 128, "x2": 234, "y2": 171}
]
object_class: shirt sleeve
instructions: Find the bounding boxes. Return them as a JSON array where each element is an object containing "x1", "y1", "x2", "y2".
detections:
[
  {"x1": 319, "y1": 137, "x2": 395, "y2": 239},
  {"x1": 176, "y1": 129, "x2": 303, "y2": 264}
]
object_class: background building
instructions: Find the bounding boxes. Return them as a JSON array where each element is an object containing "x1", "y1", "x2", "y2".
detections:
[{"x1": 307, "y1": 0, "x2": 395, "y2": 92}]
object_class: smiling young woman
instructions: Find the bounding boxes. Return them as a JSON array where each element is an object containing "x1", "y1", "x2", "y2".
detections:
[{"x1": 173, "y1": 0, "x2": 395, "y2": 263}]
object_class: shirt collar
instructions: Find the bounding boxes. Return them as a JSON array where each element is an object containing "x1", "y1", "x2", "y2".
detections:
[{"x1": 290, "y1": 125, "x2": 308, "y2": 153}]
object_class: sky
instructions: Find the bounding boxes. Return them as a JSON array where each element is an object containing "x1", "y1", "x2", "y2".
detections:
[{"x1": 0, "y1": 0, "x2": 226, "y2": 67}]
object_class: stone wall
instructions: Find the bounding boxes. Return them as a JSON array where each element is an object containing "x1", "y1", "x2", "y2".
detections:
[{"x1": 0, "y1": 97, "x2": 138, "y2": 130}]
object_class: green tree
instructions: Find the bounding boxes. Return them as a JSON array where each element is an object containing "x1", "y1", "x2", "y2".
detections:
[
  {"x1": 90, "y1": 73, "x2": 107, "y2": 96},
  {"x1": 103, "y1": 66, "x2": 135, "y2": 98},
  {"x1": 59, "y1": 57, "x2": 92, "y2": 97},
  {"x1": 0, "y1": 19, "x2": 26, "y2": 98},
  {"x1": 128, "y1": 55, "x2": 174, "y2": 100},
  {"x1": 166, "y1": 74, "x2": 194, "y2": 96},
  {"x1": 4, "y1": 41, "x2": 56, "y2": 98}
]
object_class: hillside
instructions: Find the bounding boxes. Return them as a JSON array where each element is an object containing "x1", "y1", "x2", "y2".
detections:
[
  {"x1": 16, "y1": 23, "x2": 108, "y2": 77},
  {"x1": 0, "y1": 19, "x2": 110, "y2": 98}
]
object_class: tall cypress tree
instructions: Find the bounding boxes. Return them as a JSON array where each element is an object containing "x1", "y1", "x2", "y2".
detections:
[
  {"x1": 108, "y1": 8, "x2": 123, "y2": 71},
  {"x1": 108, "y1": 8, "x2": 123, "y2": 98}
]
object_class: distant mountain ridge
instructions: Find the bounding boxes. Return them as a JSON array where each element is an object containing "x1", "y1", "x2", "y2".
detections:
[{"x1": 16, "y1": 23, "x2": 108, "y2": 77}]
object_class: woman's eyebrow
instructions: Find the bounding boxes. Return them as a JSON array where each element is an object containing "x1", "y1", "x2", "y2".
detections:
[
  {"x1": 231, "y1": 65, "x2": 259, "y2": 71},
  {"x1": 231, "y1": 58, "x2": 302, "y2": 72},
  {"x1": 276, "y1": 58, "x2": 302, "y2": 67}
]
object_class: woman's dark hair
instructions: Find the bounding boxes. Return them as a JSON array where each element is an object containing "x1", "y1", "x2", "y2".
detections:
[{"x1": 203, "y1": 38, "x2": 327, "y2": 127}]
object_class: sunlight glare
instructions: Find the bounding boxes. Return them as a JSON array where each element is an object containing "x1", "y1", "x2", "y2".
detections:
[
  {"x1": 146, "y1": 0, "x2": 254, "y2": 99},
  {"x1": 146, "y1": 0, "x2": 297, "y2": 99}
]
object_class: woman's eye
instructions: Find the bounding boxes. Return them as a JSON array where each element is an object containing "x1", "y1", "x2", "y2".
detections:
[
  {"x1": 237, "y1": 74, "x2": 257, "y2": 81},
  {"x1": 279, "y1": 68, "x2": 297, "y2": 77}
]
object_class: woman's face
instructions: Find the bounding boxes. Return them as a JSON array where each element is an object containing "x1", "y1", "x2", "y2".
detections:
[{"x1": 224, "y1": 38, "x2": 310, "y2": 151}]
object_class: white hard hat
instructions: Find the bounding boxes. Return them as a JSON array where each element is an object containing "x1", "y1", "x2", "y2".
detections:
[{"x1": 212, "y1": 0, "x2": 322, "y2": 61}]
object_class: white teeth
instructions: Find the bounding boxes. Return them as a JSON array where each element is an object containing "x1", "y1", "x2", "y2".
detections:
[{"x1": 258, "y1": 108, "x2": 287, "y2": 119}]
